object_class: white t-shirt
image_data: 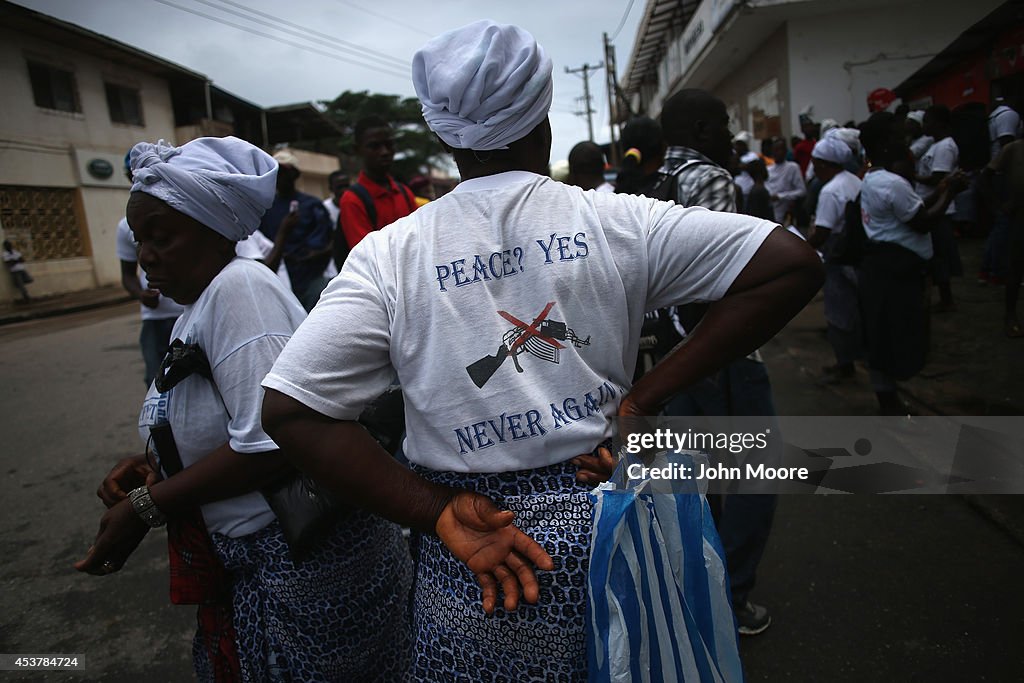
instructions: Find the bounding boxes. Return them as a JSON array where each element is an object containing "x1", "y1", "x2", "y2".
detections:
[
  {"x1": 765, "y1": 160, "x2": 807, "y2": 224},
  {"x1": 3, "y1": 248, "x2": 25, "y2": 273},
  {"x1": 264, "y1": 171, "x2": 774, "y2": 474},
  {"x1": 233, "y1": 229, "x2": 293, "y2": 291},
  {"x1": 116, "y1": 218, "x2": 184, "y2": 321},
  {"x1": 815, "y1": 170, "x2": 862, "y2": 233},
  {"x1": 914, "y1": 136, "x2": 958, "y2": 202},
  {"x1": 861, "y1": 169, "x2": 932, "y2": 260},
  {"x1": 322, "y1": 196, "x2": 340, "y2": 279},
  {"x1": 138, "y1": 257, "x2": 308, "y2": 537},
  {"x1": 909, "y1": 135, "x2": 934, "y2": 161},
  {"x1": 989, "y1": 105, "x2": 1022, "y2": 158},
  {"x1": 735, "y1": 172, "x2": 755, "y2": 201}
]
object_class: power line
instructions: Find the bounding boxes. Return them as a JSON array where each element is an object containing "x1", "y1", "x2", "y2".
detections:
[
  {"x1": 335, "y1": 0, "x2": 435, "y2": 39},
  {"x1": 151, "y1": 0, "x2": 410, "y2": 82},
  {"x1": 565, "y1": 62, "x2": 603, "y2": 141},
  {"x1": 192, "y1": 0, "x2": 409, "y2": 75},
  {"x1": 609, "y1": 0, "x2": 636, "y2": 42},
  {"x1": 209, "y1": 0, "x2": 410, "y2": 71}
]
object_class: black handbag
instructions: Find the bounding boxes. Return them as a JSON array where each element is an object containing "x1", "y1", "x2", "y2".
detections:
[
  {"x1": 825, "y1": 194, "x2": 867, "y2": 266},
  {"x1": 156, "y1": 338, "x2": 347, "y2": 561},
  {"x1": 156, "y1": 338, "x2": 406, "y2": 561},
  {"x1": 260, "y1": 470, "x2": 345, "y2": 560}
]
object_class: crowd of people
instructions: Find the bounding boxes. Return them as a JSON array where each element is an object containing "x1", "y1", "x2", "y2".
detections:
[
  {"x1": 68, "y1": 14, "x2": 1022, "y2": 683},
  {"x1": 607, "y1": 92, "x2": 1021, "y2": 415}
]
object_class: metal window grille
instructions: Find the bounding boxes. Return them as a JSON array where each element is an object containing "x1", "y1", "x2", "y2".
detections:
[{"x1": 0, "y1": 186, "x2": 85, "y2": 260}]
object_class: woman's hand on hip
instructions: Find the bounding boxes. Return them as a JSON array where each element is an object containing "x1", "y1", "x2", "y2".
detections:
[
  {"x1": 573, "y1": 445, "x2": 618, "y2": 485},
  {"x1": 435, "y1": 491, "x2": 554, "y2": 615}
]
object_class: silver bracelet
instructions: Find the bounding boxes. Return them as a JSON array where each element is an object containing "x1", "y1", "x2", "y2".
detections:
[{"x1": 128, "y1": 486, "x2": 167, "y2": 528}]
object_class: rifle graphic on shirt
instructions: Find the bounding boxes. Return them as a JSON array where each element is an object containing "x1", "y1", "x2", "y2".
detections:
[{"x1": 466, "y1": 302, "x2": 590, "y2": 389}]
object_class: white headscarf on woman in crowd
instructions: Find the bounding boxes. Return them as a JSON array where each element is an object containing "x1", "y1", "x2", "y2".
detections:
[
  {"x1": 412, "y1": 19, "x2": 553, "y2": 151},
  {"x1": 906, "y1": 110, "x2": 925, "y2": 126},
  {"x1": 811, "y1": 135, "x2": 853, "y2": 166},
  {"x1": 129, "y1": 136, "x2": 278, "y2": 242}
]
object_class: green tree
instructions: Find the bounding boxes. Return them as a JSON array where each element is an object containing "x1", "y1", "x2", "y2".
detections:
[{"x1": 315, "y1": 90, "x2": 444, "y2": 181}]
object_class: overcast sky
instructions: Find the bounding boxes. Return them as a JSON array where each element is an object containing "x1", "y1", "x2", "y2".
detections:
[{"x1": 13, "y1": 0, "x2": 644, "y2": 165}]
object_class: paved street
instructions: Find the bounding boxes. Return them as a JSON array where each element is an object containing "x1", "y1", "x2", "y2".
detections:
[
  {"x1": 1, "y1": 269, "x2": 1022, "y2": 680},
  {"x1": 0, "y1": 304, "x2": 193, "y2": 681},
  {"x1": 741, "y1": 281, "x2": 1024, "y2": 681}
]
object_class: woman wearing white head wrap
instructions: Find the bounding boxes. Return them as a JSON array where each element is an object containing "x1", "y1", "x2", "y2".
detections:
[
  {"x1": 812, "y1": 135, "x2": 853, "y2": 167},
  {"x1": 129, "y1": 137, "x2": 277, "y2": 242},
  {"x1": 264, "y1": 19, "x2": 822, "y2": 682},
  {"x1": 808, "y1": 135, "x2": 865, "y2": 383},
  {"x1": 77, "y1": 136, "x2": 412, "y2": 681},
  {"x1": 413, "y1": 19, "x2": 553, "y2": 151}
]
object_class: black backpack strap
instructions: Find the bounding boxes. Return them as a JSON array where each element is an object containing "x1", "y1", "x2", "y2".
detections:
[
  {"x1": 645, "y1": 171, "x2": 676, "y2": 202},
  {"x1": 646, "y1": 158, "x2": 705, "y2": 203},
  {"x1": 396, "y1": 182, "x2": 416, "y2": 213},
  {"x1": 348, "y1": 183, "x2": 378, "y2": 229}
]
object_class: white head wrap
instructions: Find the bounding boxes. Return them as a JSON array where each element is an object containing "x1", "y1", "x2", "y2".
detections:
[
  {"x1": 820, "y1": 118, "x2": 839, "y2": 136},
  {"x1": 412, "y1": 20, "x2": 553, "y2": 151},
  {"x1": 733, "y1": 130, "x2": 752, "y2": 145},
  {"x1": 906, "y1": 110, "x2": 925, "y2": 125},
  {"x1": 549, "y1": 159, "x2": 570, "y2": 182},
  {"x1": 811, "y1": 135, "x2": 852, "y2": 166},
  {"x1": 130, "y1": 136, "x2": 277, "y2": 242},
  {"x1": 826, "y1": 127, "x2": 862, "y2": 158}
]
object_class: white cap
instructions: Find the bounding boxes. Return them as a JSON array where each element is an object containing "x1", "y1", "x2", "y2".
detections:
[{"x1": 273, "y1": 149, "x2": 300, "y2": 169}]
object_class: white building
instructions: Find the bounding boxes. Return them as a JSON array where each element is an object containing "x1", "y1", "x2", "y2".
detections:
[
  {"x1": 623, "y1": 0, "x2": 1004, "y2": 145},
  {"x1": 0, "y1": 1, "x2": 342, "y2": 304}
]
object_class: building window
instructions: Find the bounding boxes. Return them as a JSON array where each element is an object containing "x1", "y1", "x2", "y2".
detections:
[
  {"x1": 748, "y1": 78, "x2": 781, "y2": 143},
  {"x1": 105, "y1": 83, "x2": 144, "y2": 126},
  {"x1": 27, "y1": 61, "x2": 81, "y2": 113},
  {"x1": 0, "y1": 186, "x2": 86, "y2": 260}
]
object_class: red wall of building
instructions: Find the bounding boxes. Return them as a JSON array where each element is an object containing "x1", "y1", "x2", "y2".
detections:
[{"x1": 906, "y1": 24, "x2": 1024, "y2": 109}]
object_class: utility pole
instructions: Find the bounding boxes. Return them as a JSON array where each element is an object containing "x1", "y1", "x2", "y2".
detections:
[
  {"x1": 603, "y1": 33, "x2": 620, "y2": 165},
  {"x1": 565, "y1": 61, "x2": 603, "y2": 142}
]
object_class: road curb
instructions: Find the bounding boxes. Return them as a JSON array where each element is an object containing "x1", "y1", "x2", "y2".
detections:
[{"x1": 0, "y1": 294, "x2": 132, "y2": 327}]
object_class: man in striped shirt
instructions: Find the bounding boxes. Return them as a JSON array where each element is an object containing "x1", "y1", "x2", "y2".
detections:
[
  {"x1": 659, "y1": 89, "x2": 738, "y2": 212},
  {"x1": 658, "y1": 88, "x2": 779, "y2": 637}
]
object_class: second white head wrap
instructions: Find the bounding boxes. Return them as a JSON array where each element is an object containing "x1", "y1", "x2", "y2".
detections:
[
  {"x1": 412, "y1": 20, "x2": 553, "y2": 151},
  {"x1": 813, "y1": 133, "x2": 853, "y2": 166},
  {"x1": 130, "y1": 136, "x2": 277, "y2": 242}
]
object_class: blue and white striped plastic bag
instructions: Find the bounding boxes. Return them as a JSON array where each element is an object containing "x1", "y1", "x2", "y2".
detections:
[{"x1": 586, "y1": 451, "x2": 743, "y2": 682}]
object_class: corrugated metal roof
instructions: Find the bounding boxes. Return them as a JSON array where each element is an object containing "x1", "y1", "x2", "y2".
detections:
[{"x1": 622, "y1": 0, "x2": 702, "y2": 94}]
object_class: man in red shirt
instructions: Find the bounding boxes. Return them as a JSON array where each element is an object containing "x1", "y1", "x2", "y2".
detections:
[
  {"x1": 339, "y1": 115, "x2": 417, "y2": 250},
  {"x1": 793, "y1": 114, "x2": 818, "y2": 177}
]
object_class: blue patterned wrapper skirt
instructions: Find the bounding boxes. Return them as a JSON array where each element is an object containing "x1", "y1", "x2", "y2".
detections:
[
  {"x1": 209, "y1": 511, "x2": 414, "y2": 682},
  {"x1": 409, "y1": 460, "x2": 593, "y2": 682}
]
